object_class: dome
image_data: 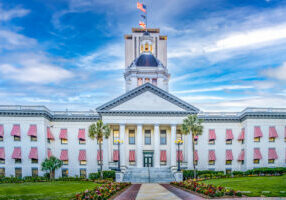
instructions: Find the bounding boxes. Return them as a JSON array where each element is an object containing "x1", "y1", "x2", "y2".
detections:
[{"x1": 135, "y1": 54, "x2": 158, "y2": 67}]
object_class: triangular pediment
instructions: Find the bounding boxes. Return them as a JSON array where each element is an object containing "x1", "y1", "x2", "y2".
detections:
[{"x1": 97, "y1": 83, "x2": 199, "y2": 114}]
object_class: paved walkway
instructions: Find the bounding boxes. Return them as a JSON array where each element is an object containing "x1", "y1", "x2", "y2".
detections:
[{"x1": 114, "y1": 183, "x2": 286, "y2": 200}]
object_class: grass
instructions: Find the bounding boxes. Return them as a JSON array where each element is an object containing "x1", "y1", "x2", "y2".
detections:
[
  {"x1": 201, "y1": 174, "x2": 286, "y2": 197},
  {"x1": 0, "y1": 181, "x2": 98, "y2": 200}
]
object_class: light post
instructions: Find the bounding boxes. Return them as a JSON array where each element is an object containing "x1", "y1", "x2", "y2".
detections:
[
  {"x1": 175, "y1": 139, "x2": 183, "y2": 172},
  {"x1": 114, "y1": 139, "x2": 123, "y2": 171}
]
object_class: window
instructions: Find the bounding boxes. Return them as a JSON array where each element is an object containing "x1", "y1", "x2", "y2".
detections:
[
  {"x1": 194, "y1": 160, "x2": 198, "y2": 166},
  {"x1": 226, "y1": 160, "x2": 232, "y2": 165},
  {"x1": 145, "y1": 130, "x2": 151, "y2": 145},
  {"x1": 208, "y1": 160, "x2": 215, "y2": 165},
  {"x1": 145, "y1": 78, "x2": 150, "y2": 83},
  {"x1": 240, "y1": 160, "x2": 244, "y2": 165},
  {"x1": 194, "y1": 138, "x2": 198, "y2": 145},
  {"x1": 269, "y1": 137, "x2": 275, "y2": 142},
  {"x1": 226, "y1": 139, "x2": 232, "y2": 144},
  {"x1": 0, "y1": 159, "x2": 4, "y2": 164},
  {"x1": 61, "y1": 139, "x2": 68, "y2": 144},
  {"x1": 31, "y1": 159, "x2": 38, "y2": 164},
  {"x1": 0, "y1": 136, "x2": 3, "y2": 141},
  {"x1": 62, "y1": 169, "x2": 68, "y2": 177},
  {"x1": 160, "y1": 161, "x2": 167, "y2": 166},
  {"x1": 14, "y1": 136, "x2": 20, "y2": 141},
  {"x1": 226, "y1": 169, "x2": 232, "y2": 174},
  {"x1": 0, "y1": 168, "x2": 4, "y2": 177},
  {"x1": 31, "y1": 136, "x2": 37, "y2": 142},
  {"x1": 32, "y1": 168, "x2": 38, "y2": 177},
  {"x1": 79, "y1": 139, "x2": 86, "y2": 144},
  {"x1": 160, "y1": 130, "x2": 166, "y2": 145},
  {"x1": 176, "y1": 130, "x2": 182, "y2": 141},
  {"x1": 253, "y1": 159, "x2": 260, "y2": 164},
  {"x1": 80, "y1": 169, "x2": 86, "y2": 178},
  {"x1": 268, "y1": 159, "x2": 275, "y2": 164},
  {"x1": 254, "y1": 137, "x2": 260, "y2": 142},
  {"x1": 113, "y1": 130, "x2": 119, "y2": 144},
  {"x1": 144, "y1": 43, "x2": 149, "y2": 51},
  {"x1": 98, "y1": 160, "x2": 102, "y2": 165},
  {"x1": 15, "y1": 159, "x2": 21, "y2": 164},
  {"x1": 241, "y1": 139, "x2": 244, "y2": 144},
  {"x1": 140, "y1": 45, "x2": 143, "y2": 52},
  {"x1": 15, "y1": 168, "x2": 22, "y2": 178},
  {"x1": 47, "y1": 139, "x2": 51, "y2": 143},
  {"x1": 129, "y1": 130, "x2": 135, "y2": 144},
  {"x1": 63, "y1": 160, "x2": 69, "y2": 165},
  {"x1": 137, "y1": 78, "x2": 143, "y2": 86},
  {"x1": 209, "y1": 139, "x2": 215, "y2": 144},
  {"x1": 80, "y1": 160, "x2": 87, "y2": 165},
  {"x1": 152, "y1": 78, "x2": 157, "y2": 86}
]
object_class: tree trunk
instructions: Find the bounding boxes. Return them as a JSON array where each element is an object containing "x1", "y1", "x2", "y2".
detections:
[
  {"x1": 192, "y1": 133, "x2": 197, "y2": 179},
  {"x1": 50, "y1": 169, "x2": 55, "y2": 180},
  {"x1": 99, "y1": 141, "x2": 103, "y2": 179}
]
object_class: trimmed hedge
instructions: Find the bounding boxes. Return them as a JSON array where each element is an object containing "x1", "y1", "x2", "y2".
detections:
[
  {"x1": 183, "y1": 170, "x2": 224, "y2": 180},
  {"x1": 88, "y1": 170, "x2": 116, "y2": 180},
  {"x1": 235, "y1": 167, "x2": 286, "y2": 176}
]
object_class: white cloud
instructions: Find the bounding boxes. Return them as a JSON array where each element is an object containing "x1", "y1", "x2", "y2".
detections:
[
  {"x1": 0, "y1": 3, "x2": 29, "y2": 21},
  {"x1": 262, "y1": 62, "x2": 286, "y2": 81},
  {"x1": 173, "y1": 85, "x2": 253, "y2": 94},
  {"x1": 0, "y1": 58, "x2": 74, "y2": 84}
]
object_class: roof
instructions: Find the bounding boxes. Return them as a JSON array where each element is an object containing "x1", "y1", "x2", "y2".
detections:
[{"x1": 135, "y1": 54, "x2": 158, "y2": 67}]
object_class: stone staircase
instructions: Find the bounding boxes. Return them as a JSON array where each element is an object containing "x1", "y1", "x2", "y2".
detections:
[{"x1": 122, "y1": 167, "x2": 175, "y2": 183}]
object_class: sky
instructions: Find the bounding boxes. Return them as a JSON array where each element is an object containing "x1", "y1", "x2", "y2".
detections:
[{"x1": 0, "y1": 0, "x2": 286, "y2": 112}]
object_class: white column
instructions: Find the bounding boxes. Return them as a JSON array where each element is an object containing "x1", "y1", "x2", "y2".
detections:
[
  {"x1": 103, "y1": 137, "x2": 109, "y2": 170},
  {"x1": 119, "y1": 124, "x2": 126, "y2": 167},
  {"x1": 187, "y1": 132, "x2": 193, "y2": 169},
  {"x1": 137, "y1": 124, "x2": 143, "y2": 167},
  {"x1": 154, "y1": 124, "x2": 160, "y2": 168},
  {"x1": 170, "y1": 124, "x2": 176, "y2": 167}
]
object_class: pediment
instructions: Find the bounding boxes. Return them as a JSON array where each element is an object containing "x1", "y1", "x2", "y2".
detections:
[{"x1": 97, "y1": 83, "x2": 199, "y2": 114}]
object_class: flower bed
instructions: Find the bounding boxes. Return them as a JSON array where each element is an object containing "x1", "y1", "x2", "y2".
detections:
[
  {"x1": 171, "y1": 179, "x2": 242, "y2": 198},
  {"x1": 74, "y1": 181, "x2": 131, "y2": 200}
]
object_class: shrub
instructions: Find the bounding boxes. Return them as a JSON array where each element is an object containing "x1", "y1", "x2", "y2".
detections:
[
  {"x1": 103, "y1": 170, "x2": 115, "y2": 180},
  {"x1": 88, "y1": 173, "x2": 100, "y2": 180}
]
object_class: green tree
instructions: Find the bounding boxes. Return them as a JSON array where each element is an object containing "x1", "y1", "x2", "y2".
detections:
[
  {"x1": 182, "y1": 114, "x2": 203, "y2": 179},
  {"x1": 89, "y1": 120, "x2": 111, "y2": 179},
  {"x1": 41, "y1": 156, "x2": 63, "y2": 179}
]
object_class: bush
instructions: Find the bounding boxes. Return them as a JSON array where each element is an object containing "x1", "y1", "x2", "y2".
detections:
[
  {"x1": 88, "y1": 173, "x2": 100, "y2": 180},
  {"x1": 183, "y1": 170, "x2": 224, "y2": 180},
  {"x1": 88, "y1": 170, "x2": 116, "y2": 180}
]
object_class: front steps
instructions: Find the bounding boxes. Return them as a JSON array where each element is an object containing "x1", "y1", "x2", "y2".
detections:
[{"x1": 122, "y1": 167, "x2": 175, "y2": 183}]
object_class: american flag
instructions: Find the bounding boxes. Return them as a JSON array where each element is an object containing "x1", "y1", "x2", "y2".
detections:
[
  {"x1": 137, "y1": 2, "x2": 146, "y2": 13},
  {"x1": 139, "y1": 21, "x2": 146, "y2": 29}
]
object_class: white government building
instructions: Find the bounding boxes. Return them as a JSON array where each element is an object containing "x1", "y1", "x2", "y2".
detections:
[{"x1": 0, "y1": 28, "x2": 285, "y2": 179}]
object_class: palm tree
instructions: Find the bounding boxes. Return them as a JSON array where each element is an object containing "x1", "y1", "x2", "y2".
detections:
[
  {"x1": 182, "y1": 114, "x2": 203, "y2": 179},
  {"x1": 41, "y1": 156, "x2": 63, "y2": 179},
  {"x1": 89, "y1": 120, "x2": 111, "y2": 179}
]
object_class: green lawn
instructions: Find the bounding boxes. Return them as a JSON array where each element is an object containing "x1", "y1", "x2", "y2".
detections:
[
  {"x1": 0, "y1": 181, "x2": 97, "y2": 200},
  {"x1": 201, "y1": 174, "x2": 286, "y2": 197}
]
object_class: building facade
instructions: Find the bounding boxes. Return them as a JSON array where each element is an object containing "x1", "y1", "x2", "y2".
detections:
[{"x1": 0, "y1": 28, "x2": 285, "y2": 178}]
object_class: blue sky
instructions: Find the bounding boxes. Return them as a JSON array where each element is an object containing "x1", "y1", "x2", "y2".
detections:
[{"x1": 0, "y1": 0, "x2": 286, "y2": 112}]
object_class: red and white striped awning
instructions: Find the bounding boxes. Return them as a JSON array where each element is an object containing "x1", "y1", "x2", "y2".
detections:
[
  {"x1": 176, "y1": 150, "x2": 183, "y2": 161},
  {"x1": 238, "y1": 128, "x2": 245, "y2": 140},
  {"x1": 254, "y1": 148, "x2": 262, "y2": 160},
  {"x1": 29, "y1": 147, "x2": 38, "y2": 159},
  {"x1": 0, "y1": 147, "x2": 4, "y2": 159},
  {"x1": 0, "y1": 125, "x2": 4, "y2": 137},
  {"x1": 226, "y1": 129, "x2": 233, "y2": 140},
  {"x1": 269, "y1": 127, "x2": 278, "y2": 138},
  {"x1": 129, "y1": 150, "x2": 135, "y2": 162},
  {"x1": 97, "y1": 150, "x2": 103, "y2": 161},
  {"x1": 27, "y1": 125, "x2": 37, "y2": 137},
  {"x1": 11, "y1": 125, "x2": 20, "y2": 137},
  {"x1": 60, "y1": 150, "x2": 68, "y2": 161},
  {"x1": 78, "y1": 150, "x2": 86, "y2": 161},
  {"x1": 194, "y1": 150, "x2": 198, "y2": 161},
  {"x1": 12, "y1": 147, "x2": 21, "y2": 159},
  {"x1": 78, "y1": 129, "x2": 85, "y2": 140},
  {"x1": 209, "y1": 129, "x2": 216, "y2": 140},
  {"x1": 254, "y1": 126, "x2": 263, "y2": 138},
  {"x1": 47, "y1": 149, "x2": 52, "y2": 158},
  {"x1": 47, "y1": 127, "x2": 54, "y2": 140},
  {"x1": 238, "y1": 150, "x2": 245, "y2": 161},
  {"x1": 160, "y1": 150, "x2": 167, "y2": 162},
  {"x1": 226, "y1": 150, "x2": 233, "y2": 160},
  {"x1": 268, "y1": 148, "x2": 278, "y2": 160},
  {"x1": 208, "y1": 150, "x2": 216, "y2": 161},
  {"x1": 59, "y1": 129, "x2": 67, "y2": 139},
  {"x1": 113, "y1": 150, "x2": 119, "y2": 161}
]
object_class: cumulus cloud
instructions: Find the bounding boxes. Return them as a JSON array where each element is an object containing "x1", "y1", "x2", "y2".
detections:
[
  {"x1": 0, "y1": 3, "x2": 30, "y2": 21},
  {"x1": 0, "y1": 58, "x2": 74, "y2": 84},
  {"x1": 262, "y1": 62, "x2": 286, "y2": 81}
]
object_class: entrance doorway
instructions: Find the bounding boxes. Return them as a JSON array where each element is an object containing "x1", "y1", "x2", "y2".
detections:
[{"x1": 143, "y1": 151, "x2": 153, "y2": 167}]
